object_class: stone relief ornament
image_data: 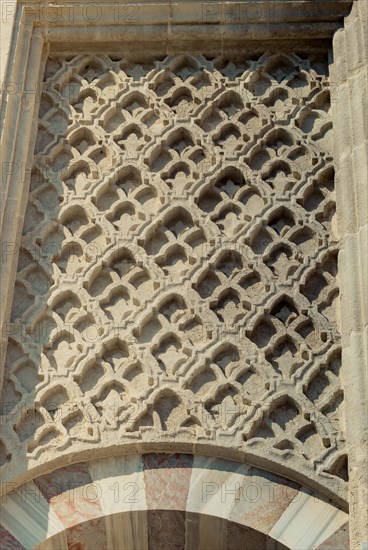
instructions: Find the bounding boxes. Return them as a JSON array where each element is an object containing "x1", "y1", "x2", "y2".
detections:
[{"x1": 0, "y1": 52, "x2": 347, "y2": 496}]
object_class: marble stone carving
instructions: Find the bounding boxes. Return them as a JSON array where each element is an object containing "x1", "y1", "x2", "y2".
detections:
[{"x1": 0, "y1": 52, "x2": 347, "y2": 499}]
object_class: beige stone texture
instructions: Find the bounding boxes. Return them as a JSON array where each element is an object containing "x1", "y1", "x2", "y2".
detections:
[
  {"x1": 0, "y1": 49, "x2": 349, "y2": 507},
  {"x1": 330, "y1": 1, "x2": 368, "y2": 547},
  {"x1": 0, "y1": 1, "x2": 367, "y2": 548}
]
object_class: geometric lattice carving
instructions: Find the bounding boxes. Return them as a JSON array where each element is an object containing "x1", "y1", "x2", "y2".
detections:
[{"x1": 1, "y1": 52, "x2": 347, "y2": 495}]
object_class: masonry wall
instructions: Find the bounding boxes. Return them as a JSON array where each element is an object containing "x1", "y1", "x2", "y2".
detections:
[{"x1": 0, "y1": 2, "x2": 366, "y2": 548}]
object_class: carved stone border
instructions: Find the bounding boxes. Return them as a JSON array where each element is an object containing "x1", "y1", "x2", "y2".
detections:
[
  {"x1": 0, "y1": 1, "x2": 366, "y2": 547},
  {"x1": 330, "y1": 2, "x2": 367, "y2": 547}
]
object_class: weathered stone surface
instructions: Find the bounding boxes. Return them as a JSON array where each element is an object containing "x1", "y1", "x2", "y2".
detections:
[
  {"x1": 0, "y1": 0, "x2": 367, "y2": 548},
  {"x1": 331, "y1": 0, "x2": 368, "y2": 547},
  {"x1": 0, "y1": 51, "x2": 348, "y2": 507}
]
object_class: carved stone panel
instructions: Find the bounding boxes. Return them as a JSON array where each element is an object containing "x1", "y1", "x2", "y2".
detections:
[{"x1": 0, "y1": 52, "x2": 347, "y2": 500}]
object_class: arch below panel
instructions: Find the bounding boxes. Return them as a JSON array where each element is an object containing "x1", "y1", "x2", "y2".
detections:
[{"x1": 0, "y1": 453, "x2": 349, "y2": 550}]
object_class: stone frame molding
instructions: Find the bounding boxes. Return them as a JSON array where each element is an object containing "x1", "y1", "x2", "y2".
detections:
[{"x1": 0, "y1": 1, "x2": 366, "y2": 548}]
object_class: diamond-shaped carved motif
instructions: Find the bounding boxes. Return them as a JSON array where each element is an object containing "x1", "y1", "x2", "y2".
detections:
[{"x1": 0, "y1": 52, "x2": 347, "y2": 496}]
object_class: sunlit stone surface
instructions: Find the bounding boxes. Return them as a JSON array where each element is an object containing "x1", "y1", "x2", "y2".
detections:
[{"x1": 0, "y1": 1, "x2": 366, "y2": 547}]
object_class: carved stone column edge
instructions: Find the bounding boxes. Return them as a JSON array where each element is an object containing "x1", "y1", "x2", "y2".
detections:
[
  {"x1": 331, "y1": 0, "x2": 368, "y2": 547},
  {"x1": 0, "y1": 4, "x2": 47, "y2": 394}
]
